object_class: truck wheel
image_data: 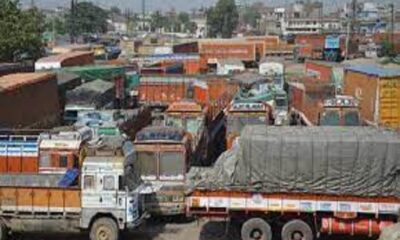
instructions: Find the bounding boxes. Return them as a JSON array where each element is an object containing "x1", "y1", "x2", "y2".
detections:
[
  {"x1": 90, "y1": 218, "x2": 119, "y2": 240},
  {"x1": 281, "y1": 220, "x2": 313, "y2": 240},
  {"x1": 241, "y1": 218, "x2": 272, "y2": 240}
]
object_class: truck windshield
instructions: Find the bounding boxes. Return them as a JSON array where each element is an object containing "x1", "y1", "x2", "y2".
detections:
[
  {"x1": 159, "y1": 152, "x2": 185, "y2": 181},
  {"x1": 166, "y1": 116, "x2": 202, "y2": 138},
  {"x1": 320, "y1": 110, "x2": 340, "y2": 126},
  {"x1": 227, "y1": 115, "x2": 267, "y2": 134},
  {"x1": 165, "y1": 116, "x2": 184, "y2": 128},
  {"x1": 137, "y1": 152, "x2": 157, "y2": 180},
  {"x1": 344, "y1": 111, "x2": 360, "y2": 126},
  {"x1": 275, "y1": 98, "x2": 288, "y2": 109}
]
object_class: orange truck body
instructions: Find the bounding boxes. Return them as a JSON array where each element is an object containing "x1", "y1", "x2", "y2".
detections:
[
  {"x1": 0, "y1": 186, "x2": 81, "y2": 213},
  {"x1": 199, "y1": 41, "x2": 256, "y2": 63}
]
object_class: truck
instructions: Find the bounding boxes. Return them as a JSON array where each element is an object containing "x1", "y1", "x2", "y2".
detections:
[
  {"x1": 186, "y1": 126, "x2": 400, "y2": 240},
  {"x1": 134, "y1": 126, "x2": 192, "y2": 216},
  {"x1": 164, "y1": 100, "x2": 210, "y2": 165},
  {"x1": 0, "y1": 128, "x2": 91, "y2": 174},
  {"x1": 294, "y1": 34, "x2": 356, "y2": 62},
  {"x1": 225, "y1": 78, "x2": 288, "y2": 148},
  {"x1": 0, "y1": 139, "x2": 145, "y2": 240}
]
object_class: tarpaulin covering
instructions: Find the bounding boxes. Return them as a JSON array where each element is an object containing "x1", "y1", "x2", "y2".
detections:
[
  {"x1": 66, "y1": 79, "x2": 114, "y2": 108},
  {"x1": 62, "y1": 65, "x2": 125, "y2": 82},
  {"x1": 188, "y1": 126, "x2": 400, "y2": 197}
]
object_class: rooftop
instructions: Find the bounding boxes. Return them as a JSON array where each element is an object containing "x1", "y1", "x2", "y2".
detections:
[
  {"x1": 0, "y1": 73, "x2": 55, "y2": 92},
  {"x1": 345, "y1": 64, "x2": 400, "y2": 78}
]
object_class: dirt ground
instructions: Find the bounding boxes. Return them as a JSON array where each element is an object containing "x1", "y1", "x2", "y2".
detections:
[{"x1": 15, "y1": 218, "x2": 373, "y2": 240}]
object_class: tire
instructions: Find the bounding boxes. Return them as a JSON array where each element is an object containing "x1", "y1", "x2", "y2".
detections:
[
  {"x1": 241, "y1": 218, "x2": 272, "y2": 240},
  {"x1": 90, "y1": 217, "x2": 119, "y2": 240},
  {"x1": 281, "y1": 220, "x2": 313, "y2": 240}
]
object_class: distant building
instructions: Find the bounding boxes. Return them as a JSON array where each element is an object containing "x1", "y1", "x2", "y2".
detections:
[{"x1": 107, "y1": 15, "x2": 128, "y2": 34}]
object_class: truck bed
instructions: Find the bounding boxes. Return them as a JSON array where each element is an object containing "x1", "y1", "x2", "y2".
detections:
[
  {"x1": 187, "y1": 190, "x2": 400, "y2": 217},
  {"x1": 0, "y1": 186, "x2": 81, "y2": 216}
]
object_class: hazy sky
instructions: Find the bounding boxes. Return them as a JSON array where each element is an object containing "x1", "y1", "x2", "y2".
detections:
[{"x1": 22, "y1": 0, "x2": 394, "y2": 12}]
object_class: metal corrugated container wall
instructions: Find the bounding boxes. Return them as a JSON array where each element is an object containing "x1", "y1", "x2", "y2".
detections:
[
  {"x1": 199, "y1": 43, "x2": 256, "y2": 62},
  {"x1": 305, "y1": 61, "x2": 333, "y2": 83},
  {"x1": 343, "y1": 70, "x2": 379, "y2": 124},
  {"x1": 0, "y1": 75, "x2": 60, "y2": 128}
]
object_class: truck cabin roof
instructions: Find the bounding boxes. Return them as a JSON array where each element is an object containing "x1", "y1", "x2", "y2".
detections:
[{"x1": 135, "y1": 126, "x2": 187, "y2": 144}]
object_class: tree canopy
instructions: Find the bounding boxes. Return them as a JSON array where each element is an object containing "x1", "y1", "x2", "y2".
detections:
[
  {"x1": 0, "y1": 0, "x2": 44, "y2": 61},
  {"x1": 68, "y1": 2, "x2": 109, "y2": 35},
  {"x1": 206, "y1": 0, "x2": 239, "y2": 38}
]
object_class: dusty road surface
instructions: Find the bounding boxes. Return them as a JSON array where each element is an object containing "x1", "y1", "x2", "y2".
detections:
[{"x1": 13, "y1": 218, "x2": 373, "y2": 240}]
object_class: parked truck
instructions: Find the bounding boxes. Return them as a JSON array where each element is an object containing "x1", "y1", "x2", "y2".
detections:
[
  {"x1": 288, "y1": 81, "x2": 361, "y2": 126},
  {"x1": 294, "y1": 34, "x2": 356, "y2": 62},
  {"x1": 0, "y1": 140, "x2": 145, "y2": 240},
  {"x1": 134, "y1": 126, "x2": 192, "y2": 216},
  {"x1": 0, "y1": 128, "x2": 91, "y2": 174},
  {"x1": 186, "y1": 126, "x2": 400, "y2": 240}
]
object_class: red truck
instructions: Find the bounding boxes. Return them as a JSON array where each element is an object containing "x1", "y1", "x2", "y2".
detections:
[{"x1": 186, "y1": 126, "x2": 399, "y2": 240}]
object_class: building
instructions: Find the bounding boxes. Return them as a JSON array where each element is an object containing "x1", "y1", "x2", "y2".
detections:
[{"x1": 107, "y1": 15, "x2": 128, "y2": 34}]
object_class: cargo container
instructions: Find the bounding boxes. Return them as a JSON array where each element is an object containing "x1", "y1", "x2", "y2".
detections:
[
  {"x1": 187, "y1": 126, "x2": 400, "y2": 240},
  {"x1": 288, "y1": 81, "x2": 332, "y2": 125},
  {"x1": 304, "y1": 60, "x2": 344, "y2": 88},
  {"x1": 138, "y1": 76, "x2": 193, "y2": 106},
  {"x1": 0, "y1": 135, "x2": 39, "y2": 173},
  {"x1": 199, "y1": 40, "x2": 256, "y2": 63},
  {"x1": 0, "y1": 142, "x2": 145, "y2": 240},
  {"x1": 0, "y1": 63, "x2": 33, "y2": 77},
  {"x1": 0, "y1": 128, "x2": 90, "y2": 174},
  {"x1": 35, "y1": 51, "x2": 95, "y2": 71},
  {"x1": 0, "y1": 73, "x2": 59, "y2": 128},
  {"x1": 183, "y1": 59, "x2": 201, "y2": 75},
  {"x1": 344, "y1": 65, "x2": 400, "y2": 128},
  {"x1": 52, "y1": 44, "x2": 91, "y2": 55},
  {"x1": 173, "y1": 42, "x2": 199, "y2": 54}
]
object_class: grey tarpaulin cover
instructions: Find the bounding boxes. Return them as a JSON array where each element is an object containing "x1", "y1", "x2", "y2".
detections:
[{"x1": 187, "y1": 126, "x2": 400, "y2": 197}]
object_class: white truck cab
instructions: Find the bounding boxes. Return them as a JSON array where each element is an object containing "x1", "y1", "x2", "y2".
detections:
[{"x1": 81, "y1": 155, "x2": 142, "y2": 232}]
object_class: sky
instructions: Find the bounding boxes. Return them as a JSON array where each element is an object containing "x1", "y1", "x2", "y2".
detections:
[{"x1": 21, "y1": 0, "x2": 394, "y2": 12}]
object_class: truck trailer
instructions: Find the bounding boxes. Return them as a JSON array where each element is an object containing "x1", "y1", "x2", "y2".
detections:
[
  {"x1": 187, "y1": 126, "x2": 400, "y2": 240},
  {"x1": 0, "y1": 140, "x2": 145, "y2": 240}
]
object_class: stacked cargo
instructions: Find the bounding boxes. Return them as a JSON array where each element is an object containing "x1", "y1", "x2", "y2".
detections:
[
  {"x1": 344, "y1": 65, "x2": 400, "y2": 128},
  {"x1": 0, "y1": 73, "x2": 59, "y2": 128},
  {"x1": 198, "y1": 40, "x2": 256, "y2": 67},
  {"x1": 35, "y1": 51, "x2": 95, "y2": 71}
]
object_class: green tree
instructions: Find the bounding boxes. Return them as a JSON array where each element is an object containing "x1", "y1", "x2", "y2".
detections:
[
  {"x1": 150, "y1": 11, "x2": 165, "y2": 32},
  {"x1": 68, "y1": 2, "x2": 109, "y2": 35},
  {"x1": 0, "y1": 0, "x2": 44, "y2": 61},
  {"x1": 242, "y1": 6, "x2": 261, "y2": 29},
  {"x1": 206, "y1": 0, "x2": 238, "y2": 38}
]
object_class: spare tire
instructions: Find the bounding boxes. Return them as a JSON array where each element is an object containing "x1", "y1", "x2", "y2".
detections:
[
  {"x1": 241, "y1": 218, "x2": 272, "y2": 240},
  {"x1": 281, "y1": 219, "x2": 313, "y2": 240}
]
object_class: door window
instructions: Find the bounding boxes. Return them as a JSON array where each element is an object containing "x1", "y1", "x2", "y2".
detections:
[
  {"x1": 103, "y1": 175, "x2": 115, "y2": 190},
  {"x1": 84, "y1": 175, "x2": 95, "y2": 189}
]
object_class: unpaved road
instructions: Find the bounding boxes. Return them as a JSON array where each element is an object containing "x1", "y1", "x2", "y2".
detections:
[{"x1": 13, "y1": 218, "x2": 373, "y2": 240}]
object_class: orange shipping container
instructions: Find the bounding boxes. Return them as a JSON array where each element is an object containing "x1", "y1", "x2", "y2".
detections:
[
  {"x1": 199, "y1": 41, "x2": 256, "y2": 62},
  {"x1": 344, "y1": 65, "x2": 400, "y2": 128}
]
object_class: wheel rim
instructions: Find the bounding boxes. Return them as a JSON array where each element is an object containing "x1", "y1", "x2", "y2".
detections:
[
  {"x1": 292, "y1": 231, "x2": 303, "y2": 240},
  {"x1": 96, "y1": 225, "x2": 113, "y2": 240},
  {"x1": 250, "y1": 229, "x2": 263, "y2": 240}
]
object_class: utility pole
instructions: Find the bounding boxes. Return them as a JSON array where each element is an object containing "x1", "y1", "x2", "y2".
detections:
[
  {"x1": 142, "y1": 0, "x2": 146, "y2": 31},
  {"x1": 345, "y1": 0, "x2": 357, "y2": 60},
  {"x1": 390, "y1": 3, "x2": 394, "y2": 45},
  {"x1": 70, "y1": 0, "x2": 77, "y2": 44}
]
